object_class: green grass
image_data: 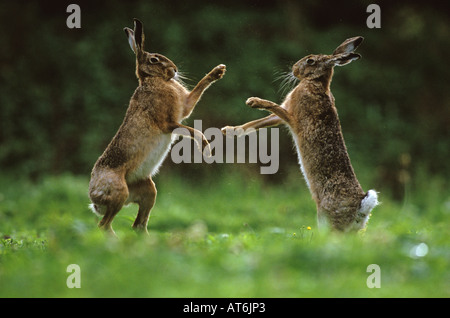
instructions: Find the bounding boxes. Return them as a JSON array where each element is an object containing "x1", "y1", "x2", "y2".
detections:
[{"x1": 0, "y1": 170, "x2": 448, "y2": 298}]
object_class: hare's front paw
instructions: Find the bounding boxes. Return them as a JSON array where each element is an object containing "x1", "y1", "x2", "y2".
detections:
[
  {"x1": 221, "y1": 126, "x2": 244, "y2": 137},
  {"x1": 246, "y1": 97, "x2": 264, "y2": 108},
  {"x1": 221, "y1": 126, "x2": 234, "y2": 136},
  {"x1": 210, "y1": 64, "x2": 226, "y2": 80},
  {"x1": 203, "y1": 143, "x2": 212, "y2": 158}
]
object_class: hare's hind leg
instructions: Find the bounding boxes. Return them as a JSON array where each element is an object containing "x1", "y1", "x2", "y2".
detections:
[
  {"x1": 98, "y1": 202, "x2": 125, "y2": 236},
  {"x1": 91, "y1": 172, "x2": 129, "y2": 235},
  {"x1": 128, "y1": 177, "x2": 157, "y2": 233}
]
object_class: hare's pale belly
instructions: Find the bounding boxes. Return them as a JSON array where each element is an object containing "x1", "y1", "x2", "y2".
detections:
[
  {"x1": 291, "y1": 134, "x2": 311, "y2": 190},
  {"x1": 126, "y1": 133, "x2": 174, "y2": 183}
]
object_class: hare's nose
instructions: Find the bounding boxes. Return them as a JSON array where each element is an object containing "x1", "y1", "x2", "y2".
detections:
[{"x1": 168, "y1": 67, "x2": 177, "y2": 79}]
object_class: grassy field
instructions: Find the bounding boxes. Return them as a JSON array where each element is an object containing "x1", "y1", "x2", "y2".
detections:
[{"x1": 0, "y1": 169, "x2": 448, "y2": 298}]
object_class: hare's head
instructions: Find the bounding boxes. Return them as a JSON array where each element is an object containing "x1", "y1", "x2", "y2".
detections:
[
  {"x1": 124, "y1": 19, "x2": 178, "y2": 83},
  {"x1": 292, "y1": 36, "x2": 363, "y2": 82}
]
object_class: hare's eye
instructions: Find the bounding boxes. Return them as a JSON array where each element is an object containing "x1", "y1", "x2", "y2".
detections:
[
  {"x1": 306, "y1": 58, "x2": 315, "y2": 65},
  {"x1": 149, "y1": 57, "x2": 159, "y2": 64}
]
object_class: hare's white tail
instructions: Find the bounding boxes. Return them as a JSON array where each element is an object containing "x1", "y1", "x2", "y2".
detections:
[
  {"x1": 354, "y1": 190, "x2": 379, "y2": 230},
  {"x1": 89, "y1": 203, "x2": 106, "y2": 217}
]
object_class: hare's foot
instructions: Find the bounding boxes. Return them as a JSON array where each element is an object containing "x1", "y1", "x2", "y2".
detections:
[
  {"x1": 210, "y1": 64, "x2": 226, "y2": 81},
  {"x1": 221, "y1": 125, "x2": 245, "y2": 137},
  {"x1": 132, "y1": 224, "x2": 149, "y2": 235},
  {"x1": 245, "y1": 97, "x2": 278, "y2": 110},
  {"x1": 246, "y1": 97, "x2": 263, "y2": 109},
  {"x1": 202, "y1": 139, "x2": 212, "y2": 158},
  {"x1": 246, "y1": 98, "x2": 292, "y2": 125},
  {"x1": 98, "y1": 224, "x2": 118, "y2": 238},
  {"x1": 129, "y1": 178, "x2": 156, "y2": 235}
]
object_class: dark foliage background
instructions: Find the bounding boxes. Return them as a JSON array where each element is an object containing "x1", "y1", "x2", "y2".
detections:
[{"x1": 1, "y1": 0, "x2": 449, "y2": 200}]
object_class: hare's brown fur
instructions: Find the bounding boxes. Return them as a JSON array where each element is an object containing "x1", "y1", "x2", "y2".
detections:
[
  {"x1": 224, "y1": 37, "x2": 378, "y2": 232},
  {"x1": 89, "y1": 19, "x2": 226, "y2": 235}
]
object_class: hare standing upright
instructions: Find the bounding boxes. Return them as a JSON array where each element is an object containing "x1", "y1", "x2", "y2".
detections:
[
  {"x1": 89, "y1": 19, "x2": 226, "y2": 235},
  {"x1": 222, "y1": 37, "x2": 378, "y2": 232}
]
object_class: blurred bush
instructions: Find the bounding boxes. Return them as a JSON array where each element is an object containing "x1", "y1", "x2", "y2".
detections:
[{"x1": 0, "y1": 1, "x2": 448, "y2": 199}]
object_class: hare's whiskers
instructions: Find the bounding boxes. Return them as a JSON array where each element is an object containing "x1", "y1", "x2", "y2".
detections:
[
  {"x1": 273, "y1": 69, "x2": 298, "y2": 97},
  {"x1": 174, "y1": 70, "x2": 192, "y2": 88}
]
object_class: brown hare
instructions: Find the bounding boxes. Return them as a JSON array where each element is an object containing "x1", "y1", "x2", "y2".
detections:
[
  {"x1": 222, "y1": 36, "x2": 378, "y2": 232},
  {"x1": 89, "y1": 19, "x2": 226, "y2": 235}
]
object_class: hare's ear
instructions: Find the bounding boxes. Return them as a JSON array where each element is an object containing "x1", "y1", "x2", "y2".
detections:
[
  {"x1": 333, "y1": 36, "x2": 364, "y2": 55},
  {"x1": 133, "y1": 18, "x2": 145, "y2": 53},
  {"x1": 332, "y1": 53, "x2": 361, "y2": 66},
  {"x1": 124, "y1": 27, "x2": 137, "y2": 54}
]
